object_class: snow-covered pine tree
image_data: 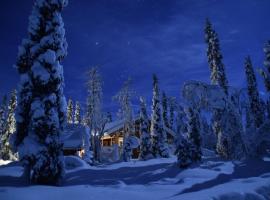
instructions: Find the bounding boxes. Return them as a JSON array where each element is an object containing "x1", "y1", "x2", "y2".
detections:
[
  {"x1": 175, "y1": 133, "x2": 193, "y2": 168},
  {"x1": 259, "y1": 41, "x2": 270, "y2": 119},
  {"x1": 67, "y1": 98, "x2": 74, "y2": 124},
  {"x1": 74, "y1": 101, "x2": 81, "y2": 124},
  {"x1": 86, "y1": 67, "x2": 104, "y2": 163},
  {"x1": 151, "y1": 74, "x2": 169, "y2": 158},
  {"x1": 205, "y1": 19, "x2": 230, "y2": 150},
  {"x1": 186, "y1": 106, "x2": 202, "y2": 162},
  {"x1": 10, "y1": 0, "x2": 68, "y2": 184},
  {"x1": 260, "y1": 41, "x2": 270, "y2": 92},
  {"x1": 0, "y1": 90, "x2": 17, "y2": 160},
  {"x1": 168, "y1": 96, "x2": 176, "y2": 130},
  {"x1": 162, "y1": 92, "x2": 169, "y2": 128},
  {"x1": 138, "y1": 97, "x2": 152, "y2": 160},
  {"x1": 114, "y1": 79, "x2": 135, "y2": 161},
  {"x1": 205, "y1": 18, "x2": 228, "y2": 95},
  {"x1": 0, "y1": 96, "x2": 7, "y2": 137},
  {"x1": 244, "y1": 56, "x2": 264, "y2": 128}
]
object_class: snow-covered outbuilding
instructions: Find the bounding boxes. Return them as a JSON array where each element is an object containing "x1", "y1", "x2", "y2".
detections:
[{"x1": 61, "y1": 124, "x2": 85, "y2": 157}]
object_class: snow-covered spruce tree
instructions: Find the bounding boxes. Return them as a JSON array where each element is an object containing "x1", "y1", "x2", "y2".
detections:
[
  {"x1": 0, "y1": 90, "x2": 17, "y2": 160},
  {"x1": 244, "y1": 56, "x2": 264, "y2": 128},
  {"x1": 0, "y1": 96, "x2": 7, "y2": 138},
  {"x1": 185, "y1": 106, "x2": 202, "y2": 162},
  {"x1": 162, "y1": 92, "x2": 169, "y2": 128},
  {"x1": 205, "y1": 19, "x2": 230, "y2": 151},
  {"x1": 114, "y1": 79, "x2": 135, "y2": 162},
  {"x1": 151, "y1": 74, "x2": 169, "y2": 158},
  {"x1": 205, "y1": 18, "x2": 228, "y2": 95},
  {"x1": 138, "y1": 97, "x2": 152, "y2": 160},
  {"x1": 168, "y1": 96, "x2": 177, "y2": 130},
  {"x1": 74, "y1": 101, "x2": 81, "y2": 124},
  {"x1": 175, "y1": 135, "x2": 193, "y2": 168},
  {"x1": 259, "y1": 41, "x2": 270, "y2": 119},
  {"x1": 67, "y1": 98, "x2": 73, "y2": 124},
  {"x1": 86, "y1": 67, "x2": 105, "y2": 163},
  {"x1": 10, "y1": 0, "x2": 68, "y2": 185},
  {"x1": 260, "y1": 41, "x2": 270, "y2": 92}
]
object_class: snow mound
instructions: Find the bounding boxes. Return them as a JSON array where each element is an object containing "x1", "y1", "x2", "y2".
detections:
[{"x1": 65, "y1": 156, "x2": 90, "y2": 173}]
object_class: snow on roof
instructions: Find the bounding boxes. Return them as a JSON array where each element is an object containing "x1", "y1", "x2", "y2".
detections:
[
  {"x1": 103, "y1": 119, "x2": 125, "y2": 136},
  {"x1": 61, "y1": 124, "x2": 84, "y2": 149},
  {"x1": 104, "y1": 117, "x2": 176, "y2": 137}
]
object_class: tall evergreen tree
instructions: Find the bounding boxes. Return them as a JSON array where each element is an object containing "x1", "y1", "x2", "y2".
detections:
[
  {"x1": 0, "y1": 96, "x2": 7, "y2": 137},
  {"x1": 245, "y1": 56, "x2": 264, "y2": 128},
  {"x1": 1, "y1": 90, "x2": 17, "y2": 160},
  {"x1": 205, "y1": 19, "x2": 229, "y2": 150},
  {"x1": 162, "y1": 92, "x2": 169, "y2": 128},
  {"x1": 138, "y1": 97, "x2": 152, "y2": 160},
  {"x1": 186, "y1": 106, "x2": 202, "y2": 161},
  {"x1": 260, "y1": 41, "x2": 270, "y2": 118},
  {"x1": 114, "y1": 79, "x2": 135, "y2": 162},
  {"x1": 168, "y1": 97, "x2": 176, "y2": 130},
  {"x1": 205, "y1": 18, "x2": 228, "y2": 95},
  {"x1": 11, "y1": 0, "x2": 68, "y2": 184},
  {"x1": 67, "y1": 98, "x2": 74, "y2": 124},
  {"x1": 150, "y1": 74, "x2": 169, "y2": 158},
  {"x1": 86, "y1": 67, "x2": 105, "y2": 163},
  {"x1": 74, "y1": 101, "x2": 81, "y2": 124},
  {"x1": 260, "y1": 41, "x2": 270, "y2": 92}
]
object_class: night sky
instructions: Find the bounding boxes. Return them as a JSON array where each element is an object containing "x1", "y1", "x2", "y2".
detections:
[{"x1": 0, "y1": 0, "x2": 270, "y2": 114}]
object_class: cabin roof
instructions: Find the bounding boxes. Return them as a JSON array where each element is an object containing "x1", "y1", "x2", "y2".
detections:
[
  {"x1": 103, "y1": 117, "x2": 176, "y2": 137},
  {"x1": 61, "y1": 124, "x2": 84, "y2": 149}
]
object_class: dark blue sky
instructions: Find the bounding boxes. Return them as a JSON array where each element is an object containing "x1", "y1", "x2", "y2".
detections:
[{"x1": 0, "y1": 0, "x2": 270, "y2": 113}]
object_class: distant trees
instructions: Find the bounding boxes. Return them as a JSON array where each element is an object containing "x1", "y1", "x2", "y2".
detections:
[
  {"x1": 150, "y1": 74, "x2": 169, "y2": 158},
  {"x1": 67, "y1": 99, "x2": 74, "y2": 124},
  {"x1": 74, "y1": 101, "x2": 81, "y2": 124},
  {"x1": 114, "y1": 79, "x2": 135, "y2": 161},
  {"x1": 11, "y1": 0, "x2": 68, "y2": 184}
]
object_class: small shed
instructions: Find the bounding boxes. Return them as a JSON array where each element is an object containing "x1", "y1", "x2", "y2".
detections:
[{"x1": 61, "y1": 124, "x2": 85, "y2": 157}]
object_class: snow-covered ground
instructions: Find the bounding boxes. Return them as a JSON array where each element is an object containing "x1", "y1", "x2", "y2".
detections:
[{"x1": 0, "y1": 155, "x2": 270, "y2": 200}]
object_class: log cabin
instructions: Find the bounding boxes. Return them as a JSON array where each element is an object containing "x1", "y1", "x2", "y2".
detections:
[{"x1": 61, "y1": 118, "x2": 176, "y2": 159}]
